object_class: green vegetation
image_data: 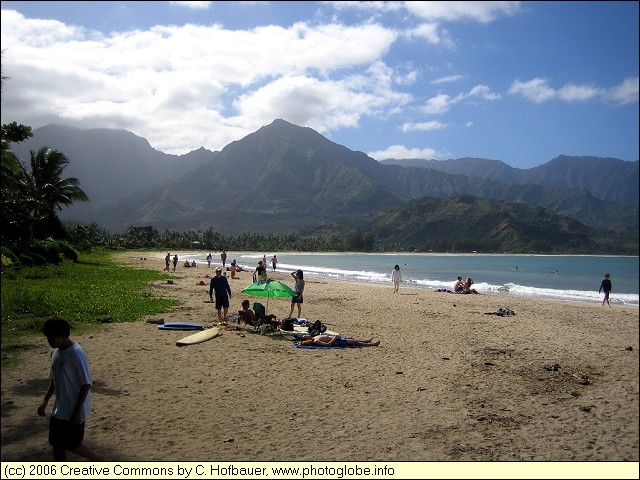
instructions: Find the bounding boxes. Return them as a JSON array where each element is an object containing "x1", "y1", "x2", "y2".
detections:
[{"x1": 1, "y1": 249, "x2": 180, "y2": 364}]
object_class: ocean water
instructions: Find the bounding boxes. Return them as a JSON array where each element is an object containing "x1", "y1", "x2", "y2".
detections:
[{"x1": 183, "y1": 252, "x2": 639, "y2": 308}]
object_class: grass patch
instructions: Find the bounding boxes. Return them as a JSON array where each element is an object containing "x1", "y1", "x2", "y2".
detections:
[{"x1": 1, "y1": 249, "x2": 180, "y2": 365}]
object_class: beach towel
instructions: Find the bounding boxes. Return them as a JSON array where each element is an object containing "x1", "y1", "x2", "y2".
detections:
[{"x1": 293, "y1": 341, "x2": 363, "y2": 349}]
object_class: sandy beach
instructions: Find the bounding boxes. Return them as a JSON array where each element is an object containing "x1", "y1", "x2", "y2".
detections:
[{"x1": 1, "y1": 250, "x2": 638, "y2": 466}]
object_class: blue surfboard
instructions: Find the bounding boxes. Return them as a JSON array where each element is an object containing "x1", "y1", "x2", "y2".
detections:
[{"x1": 157, "y1": 322, "x2": 205, "y2": 331}]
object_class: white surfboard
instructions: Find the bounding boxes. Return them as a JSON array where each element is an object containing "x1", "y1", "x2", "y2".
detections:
[{"x1": 176, "y1": 327, "x2": 221, "y2": 346}]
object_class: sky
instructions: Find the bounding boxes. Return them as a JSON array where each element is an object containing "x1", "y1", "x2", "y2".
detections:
[{"x1": 1, "y1": 1, "x2": 638, "y2": 169}]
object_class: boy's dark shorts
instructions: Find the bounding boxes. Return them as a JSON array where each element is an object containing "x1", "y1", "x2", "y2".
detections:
[
  {"x1": 215, "y1": 297, "x2": 230, "y2": 310},
  {"x1": 291, "y1": 294, "x2": 303, "y2": 304},
  {"x1": 49, "y1": 416, "x2": 85, "y2": 450}
]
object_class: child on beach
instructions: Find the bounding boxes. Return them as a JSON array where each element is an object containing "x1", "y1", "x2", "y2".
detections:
[
  {"x1": 391, "y1": 265, "x2": 402, "y2": 293},
  {"x1": 38, "y1": 317, "x2": 103, "y2": 461},
  {"x1": 599, "y1": 273, "x2": 612, "y2": 306}
]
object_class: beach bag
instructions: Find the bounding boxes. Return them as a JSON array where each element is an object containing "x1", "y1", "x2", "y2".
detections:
[
  {"x1": 307, "y1": 320, "x2": 327, "y2": 336},
  {"x1": 282, "y1": 318, "x2": 295, "y2": 331}
]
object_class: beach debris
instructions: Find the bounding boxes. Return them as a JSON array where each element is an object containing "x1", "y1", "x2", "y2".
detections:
[
  {"x1": 416, "y1": 387, "x2": 426, "y2": 391},
  {"x1": 224, "y1": 438, "x2": 234, "y2": 443},
  {"x1": 483, "y1": 361, "x2": 495, "y2": 366},
  {"x1": 96, "y1": 317, "x2": 113, "y2": 323},
  {"x1": 441, "y1": 356, "x2": 450, "y2": 360},
  {"x1": 625, "y1": 346, "x2": 633, "y2": 351},
  {"x1": 395, "y1": 371, "x2": 403, "y2": 374},
  {"x1": 167, "y1": 280, "x2": 174, "y2": 284},
  {"x1": 344, "y1": 381, "x2": 354, "y2": 388},
  {"x1": 571, "y1": 373, "x2": 590, "y2": 385},
  {"x1": 546, "y1": 363, "x2": 561, "y2": 371},
  {"x1": 579, "y1": 405, "x2": 592, "y2": 412},
  {"x1": 145, "y1": 318, "x2": 164, "y2": 325}
]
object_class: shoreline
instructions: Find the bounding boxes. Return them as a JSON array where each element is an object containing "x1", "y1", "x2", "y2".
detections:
[
  {"x1": 156, "y1": 250, "x2": 640, "y2": 309},
  {"x1": 2, "y1": 250, "x2": 637, "y2": 463}
]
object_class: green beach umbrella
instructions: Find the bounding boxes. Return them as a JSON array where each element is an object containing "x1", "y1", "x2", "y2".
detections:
[{"x1": 241, "y1": 279, "x2": 297, "y2": 313}]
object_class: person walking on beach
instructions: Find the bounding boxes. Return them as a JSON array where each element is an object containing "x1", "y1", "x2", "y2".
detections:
[
  {"x1": 599, "y1": 273, "x2": 612, "y2": 307},
  {"x1": 210, "y1": 267, "x2": 232, "y2": 324},
  {"x1": 206, "y1": 253, "x2": 212, "y2": 268},
  {"x1": 271, "y1": 255, "x2": 278, "y2": 272},
  {"x1": 164, "y1": 253, "x2": 171, "y2": 272},
  {"x1": 172, "y1": 254, "x2": 178, "y2": 272},
  {"x1": 288, "y1": 269, "x2": 305, "y2": 318},
  {"x1": 221, "y1": 250, "x2": 227, "y2": 269},
  {"x1": 38, "y1": 317, "x2": 104, "y2": 461},
  {"x1": 391, "y1": 264, "x2": 402, "y2": 293}
]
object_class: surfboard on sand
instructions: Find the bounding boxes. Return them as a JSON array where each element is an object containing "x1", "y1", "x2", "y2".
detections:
[
  {"x1": 176, "y1": 327, "x2": 221, "y2": 346},
  {"x1": 157, "y1": 322, "x2": 205, "y2": 331}
]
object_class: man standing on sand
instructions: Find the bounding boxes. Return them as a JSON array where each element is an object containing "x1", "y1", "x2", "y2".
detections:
[
  {"x1": 599, "y1": 273, "x2": 612, "y2": 307},
  {"x1": 210, "y1": 267, "x2": 232, "y2": 325},
  {"x1": 172, "y1": 254, "x2": 178, "y2": 272},
  {"x1": 164, "y1": 253, "x2": 171, "y2": 272}
]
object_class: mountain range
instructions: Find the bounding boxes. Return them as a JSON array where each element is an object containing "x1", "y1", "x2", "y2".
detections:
[{"x1": 10, "y1": 119, "x2": 639, "y2": 253}]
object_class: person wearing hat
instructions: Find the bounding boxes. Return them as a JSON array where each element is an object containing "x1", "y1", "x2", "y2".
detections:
[{"x1": 209, "y1": 267, "x2": 232, "y2": 325}]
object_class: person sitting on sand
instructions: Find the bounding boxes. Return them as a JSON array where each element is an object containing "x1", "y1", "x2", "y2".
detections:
[
  {"x1": 463, "y1": 277, "x2": 479, "y2": 294},
  {"x1": 454, "y1": 276, "x2": 465, "y2": 293},
  {"x1": 237, "y1": 299, "x2": 256, "y2": 325},
  {"x1": 300, "y1": 333, "x2": 380, "y2": 347}
]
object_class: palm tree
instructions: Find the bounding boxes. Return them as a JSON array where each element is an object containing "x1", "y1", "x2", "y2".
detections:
[{"x1": 17, "y1": 146, "x2": 90, "y2": 241}]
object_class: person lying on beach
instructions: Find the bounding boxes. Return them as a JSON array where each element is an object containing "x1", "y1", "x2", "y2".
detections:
[{"x1": 300, "y1": 334, "x2": 380, "y2": 347}]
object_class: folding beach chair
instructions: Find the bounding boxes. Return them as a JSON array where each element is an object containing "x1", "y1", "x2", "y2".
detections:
[{"x1": 252, "y1": 302, "x2": 280, "y2": 335}]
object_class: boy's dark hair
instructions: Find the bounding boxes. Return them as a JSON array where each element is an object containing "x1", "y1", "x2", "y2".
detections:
[{"x1": 43, "y1": 317, "x2": 70, "y2": 338}]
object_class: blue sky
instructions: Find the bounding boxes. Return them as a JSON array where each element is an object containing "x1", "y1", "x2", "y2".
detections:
[{"x1": 1, "y1": 1, "x2": 638, "y2": 168}]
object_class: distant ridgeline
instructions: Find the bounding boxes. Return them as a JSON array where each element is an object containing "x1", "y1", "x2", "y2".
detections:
[{"x1": 11, "y1": 120, "x2": 638, "y2": 254}]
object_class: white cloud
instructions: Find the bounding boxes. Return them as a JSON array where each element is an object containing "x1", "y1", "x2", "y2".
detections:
[
  {"x1": 422, "y1": 84, "x2": 500, "y2": 114},
  {"x1": 508, "y1": 78, "x2": 556, "y2": 103},
  {"x1": 509, "y1": 77, "x2": 639, "y2": 105},
  {"x1": 404, "y1": 1, "x2": 522, "y2": 23},
  {"x1": 431, "y1": 74, "x2": 464, "y2": 85},
  {"x1": 423, "y1": 93, "x2": 453, "y2": 114},
  {"x1": 605, "y1": 77, "x2": 639, "y2": 106},
  {"x1": 401, "y1": 121, "x2": 447, "y2": 132},
  {"x1": 368, "y1": 145, "x2": 438, "y2": 161},
  {"x1": 1, "y1": 11, "x2": 403, "y2": 154},
  {"x1": 169, "y1": 1, "x2": 213, "y2": 10}
]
